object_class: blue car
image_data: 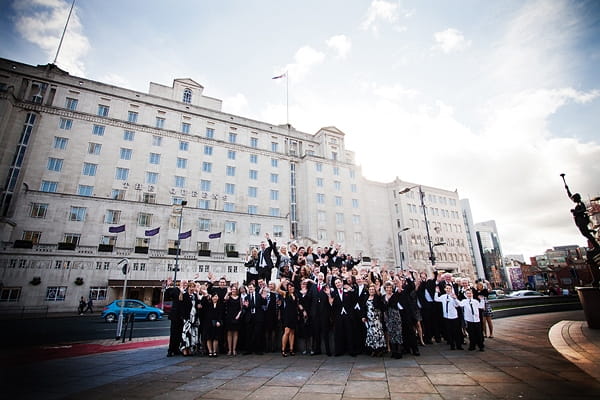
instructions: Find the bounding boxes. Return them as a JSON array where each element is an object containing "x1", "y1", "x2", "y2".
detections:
[{"x1": 101, "y1": 299, "x2": 164, "y2": 322}]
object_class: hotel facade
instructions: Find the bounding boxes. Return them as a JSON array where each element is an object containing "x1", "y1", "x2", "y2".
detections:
[{"x1": 0, "y1": 58, "x2": 475, "y2": 311}]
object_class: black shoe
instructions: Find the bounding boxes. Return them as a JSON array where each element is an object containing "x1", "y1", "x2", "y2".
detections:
[
  {"x1": 468, "y1": 347, "x2": 475, "y2": 351},
  {"x1": 424, "y1": 340, "x2": 433, "y2": 345},
  {"x1": 450, "y1": 346, "x2": 455, "y2": 350},
  {"x1": 457, "y1": 347, "x2": 464, "y2": 350},
  {"x1": 243, "y1": 351, "x2": 252, "y2": 355},
  {"x1": 479, "y1": 348, "x2": 485, "y2": 352},
  {"x1": 255, "y1": 352, "x2": 264, "y2": 355},
  {"x1": 326, "y1": 352, "x2": 332, "y2": 356},
  {"x1": 167, "y1": 351, "x2": 175, "y2": 357}
]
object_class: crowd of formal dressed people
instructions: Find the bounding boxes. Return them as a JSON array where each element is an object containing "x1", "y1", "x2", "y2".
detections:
[{"x1": 164, "y1": 234, "x2": 495, "y2": 358}]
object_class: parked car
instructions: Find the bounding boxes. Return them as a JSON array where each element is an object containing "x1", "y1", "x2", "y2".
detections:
[
  {"x1": 153, "y1": 301, "x2": 172, "y2": 314},
  {"x1": 487, "y1": 289, "x2": 506, "y2": 299},
  {"x1": 506, "y1": 290, "x2": 546, "y2": 298},
  {"x1": 101, "y1": 299, "x2": 164, "y2": 322}
]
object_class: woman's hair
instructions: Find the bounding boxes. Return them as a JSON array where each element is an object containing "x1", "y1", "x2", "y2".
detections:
[{"x1": 383, "y1": 280, "x2": 394, "y2": 289}]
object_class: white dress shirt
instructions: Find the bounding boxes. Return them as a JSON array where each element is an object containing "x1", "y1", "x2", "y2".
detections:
[
  {"x1": 434, "y1": 292, "x2": 460, "y2": 319},
  {"x1": 459, "y1": 298, "x2": 484, "y2": 323}
]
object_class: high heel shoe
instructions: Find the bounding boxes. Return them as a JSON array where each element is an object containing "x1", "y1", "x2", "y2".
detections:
[{"x1": 282, "y1": 351, "x2": 288, "y2": 357}]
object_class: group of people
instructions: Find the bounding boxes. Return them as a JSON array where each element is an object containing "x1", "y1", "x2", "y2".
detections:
[{"x1": 164, "y1": 234, "x2": 495, "y2": 358}]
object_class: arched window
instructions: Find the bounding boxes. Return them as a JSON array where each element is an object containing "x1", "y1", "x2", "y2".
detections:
[{"x1": 182, "y1": 88, "x2": 192, "y2": 104}]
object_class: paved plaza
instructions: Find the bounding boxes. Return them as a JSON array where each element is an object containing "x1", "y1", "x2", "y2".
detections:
[{"x1": 2, "y1": 310, "x2": 600, "y2": 400}]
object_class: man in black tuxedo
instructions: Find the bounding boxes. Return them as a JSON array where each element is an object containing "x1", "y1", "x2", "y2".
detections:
[
  {"x1": 164, "y1": 277, "x2": 186, "y2": 357},
  {"x1": 242, "y1": 283, "x2": 267, "y2": 354},
  {"x1": 353, "y1": 275, "x2": 369, "y2": 354},
  {"x1": 330, "y1": 277, "x2": 357, "y2": 356},
  {"x1": 258, "y1": 234, "x2": 275, "y2": 281},
  {"x1": 310, "y1": 272, "x2": 332, "y2": 356}
]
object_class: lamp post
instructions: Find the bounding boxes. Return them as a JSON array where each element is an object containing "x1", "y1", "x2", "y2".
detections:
[
  {"x1": 397, "y1": 227, "x2": 410, "y2": 270},
  {"x1": 399, "y1": 185, "x2": 445, "y2": 269},
  {"x1": 173, "y1": 200, "x2": 187, "y2": 284}
]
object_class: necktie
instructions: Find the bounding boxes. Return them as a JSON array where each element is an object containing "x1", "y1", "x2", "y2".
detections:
[
  {"x1": 318, "y1": 284, "x2": 321, "y2": 292},
  {"x1": 469, "y1": 301, "x2": 474, "y2": 316},
  {"x1": 445, "y1": 298, "x2": 449, "y2": 315}
]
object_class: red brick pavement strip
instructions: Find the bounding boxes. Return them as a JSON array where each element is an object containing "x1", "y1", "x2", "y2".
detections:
[{"x1": 3, "y1": 338, "x2": 169, "y2": 365}]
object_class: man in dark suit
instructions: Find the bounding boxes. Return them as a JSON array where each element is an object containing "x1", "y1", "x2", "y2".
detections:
[
  {"x1": 164, "y1": 277, "x2": 186, "y2": 357},
  {"x1": 264, "y1": 281, "x2": 279, "y2": 352},
  {"x1": 310, "y1": 272, "x2": 332, "y2": 355},
  {"x1": 330, "y1": 277, "x2": 357, "y2": 356},
  {"x1": 353, "y1": 275, "x2": 369, "y2": 354},
  {"x1": 242, "y1": 283, "x2": 267, "y2": 354},
  {"x1": 258, "y1": 234, "x2": 275, "y2": 282}
]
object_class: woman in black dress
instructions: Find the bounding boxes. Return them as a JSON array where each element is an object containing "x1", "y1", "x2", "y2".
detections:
[
  {"x1": 277, "y1": 278, "x2": 299, "y2": 356},
  {"x1": 297, "y1": 279, "x2": 313, "y2": 354},
  {"x1": 202, "y1": 293, "x2": 224, "y2": 357},
  {"x1": 224, "y1": 285, "x2": 242, "y2": 356}
]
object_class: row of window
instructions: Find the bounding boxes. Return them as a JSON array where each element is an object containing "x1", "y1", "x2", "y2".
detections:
[{"x1": 406, "y1": 203, "x2": 460, "y2": 219}]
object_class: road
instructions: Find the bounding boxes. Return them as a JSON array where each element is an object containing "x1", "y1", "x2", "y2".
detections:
[{"x1": 0, "y1": 315, "x2": 170, "y2": 347}]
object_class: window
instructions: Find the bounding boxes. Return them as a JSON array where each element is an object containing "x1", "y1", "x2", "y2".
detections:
[
  {"x1": 271, "y1": 142, "x2": 278, "y2": 152},
  {"x1": 47, "y1": 157, "x2": 63, "y2": 172},
  {"x1": 53, "y1": 136, "x2": 68, "y2": 149},
  {"x1": 227, "y1": 150, "x2": 236, "y2": 160},
  {"x1": 223, "y1": 202, "x2": 234, "y2": 212},
  {"x1": 105, "y1": 210, "x2": 121, "y2": 224},
  {"x1": 333, "y1": 166, "x2": 340, "y2": 176},
  {"x1": 317, "y1": 193, "x2": 325, "y2": 204},
  {"x1": 204, "y1": 145, "x2": 213, "y2": 155},
  {"x1": 111, "y1": 189, "x2": 125, "y2": 200},
  {"x1": 172, "y1": 197, "x2": 184, "y2": 205},
  {"x1": 146, "y1": 172, "x2": 159, "y2": 184},
  {"x1": 250, "y1": 154, "x2": 258, "y2": 164},
  {"x1": 316, "y1": 162, "x2": 322, "y2": 172},
  {"x1": 149, "y1": 153, "x2": 161, "y2": 164},
  {"x1": 198, "y1": 199, "x2": 210, "y2": 209},
  {"x1": 318, "y1": 211, "x2": 326, "y2": 222},
  {"x1": 199, "y1": 180, "x2": 211, "y2": 192},
  {"x1": 352, "y1": 215, "x2": 361, "y2": 225},
  {"x1": 88, "y1": 142, "x2": 102, "y2": 155},
  {"x1": 92, "y1": 124, "x2": 105, "y2": 136},
  {"x1": 30, "y1": 203, "x2": 48, "y2": 218},
  {"x1": 143, "y1": 193, "x2": 155, "y2": 203},
  {"x1": 273, "y1": 225, "x2": 283, "y2": 238},
  {"x1": 354, "y1": 232, "x2": 362, "y2": 242},
  {"x1": 127, "y1": 111, "x2": 138, "y2": 123},
  {"x1": 0, "y1": 287, "x2": 21, "y2": 302},
  {"x1": 334, "y1": 181, "x2": 341, "y2": 191},
  {"x1": 248, "y1": 205, "x2": 257, "y2": 214},
  {"x1": 225, "y1": 221, "x2": 237, "y2": 233},
  {"x1": 137, "y1": 212, "x2": 152, "y2": 226},
  {"x1": 40, "y1": 181, "x2": 58, "y2": 192},
  {"x1": 226, "y1": 166, "x2": 236, "y2": 177},
  {"x1": 270, "y1": 173, "x2": 279, "y2": 184},
  {"x1": 202, "y1": 162, "x2": 212, "y2": 173},
  {"x1": 63, "y1": 233, "x2": 80, "y2": 245},
  {"x1": 59, "y1": 118, "x2": 73, "y2": 130},
  {"x1": 155, "y1": 117, "x2": 165, "y2": 129},
  {"x1": 89, "y1": 287, "x2": 107, "y2": 301},
  {"x1": 335, "y1": 196, "x2": 343, "y2": 206},
  {"x1": 228, "y1": 132, "x2": 237, "y2": 143},
  {"x1": 351, "y1": 184, "x2": 357, "y2": 193},
  {"x1": 318, "y1": 230, "x2": 327, "y2": 240},
  {"x1": 248, "y1": 187, "x2": 257, "y2": 198},
  {"x1": 65, "y1": 97, "x2": 78, "y2": 110},
  {"x1": 115, "y1": 167, "x2": 129, "y2": 180},
  {"x1": 271, "y1": 158, "x2": 278, "y2": 168},
  {"x1": 182, "y1": 88, "x2": 192, "y2": 103},
  {"x1": 78, "y1": 185, "x2": 93, "y2": 196},
  {"x1": 119, "y1": 148, "x2": 132, "y2": 160},
  {"x1": 69, "y1": 206, "x2": 86, "y2": 221},
  {"x1": 181, "y1": 122, "x2": 191, "y2": 134},
  {"x1": 336, "y1": 231, "x2": 345, "y2": 242},
  {"x1": 174, "y1": 176, "x2": 186, "y2": 187},
  {"x1": 249, "y1": 170, "x2": 258, "y2": 180},
  {"x1": 45, "y1": 286, "x2": 67, "y2": 301},
  {"x1": 97, "y1": 105, "x2": 110, "y2": 117},
  {"x1": 269, "y1": 207, "x2": 280, "y2": 217},
  {"x1": 331, "y1": 151, "x2": 337, "y2": 160},
  {"x1": 316, "y1": 178, "x2": 324, "y2": 187},
  {"x1": 270, "y1": 190, "x2": 279, "y2": 201},
  {"x1": 352, "y1": 199, "x2": 359, "y2": 208},
  {"x1": 176, "y1": 158, "x2": 187, "y2": 169},
  {"x1": 123, "y1": 130, "x2": 135, "y2": 141},
  {"x1": 336, "y1": 213, "x2": 344, "y2": 224},
  {"x1": 250, "y1": 137, "x2": 258, "y2": 148},
  {"x1": 152, "y1": 135, "x2": 162, "y2": 146},
  {"x1": 350, "y1": 170, "x2": 356, "y2": 179},
  {"x1": 250, "y1": 223, "x2": 261, "y2": 236},
  {"x1": 206, "y1": 127, "x2": 214, "y2": 138},
  {"x1": 198, "y1": 218, "x2": 210, "y2": 231},
  {"x1": 179, "y1": 141, "x2": 189, "y2": 151}
]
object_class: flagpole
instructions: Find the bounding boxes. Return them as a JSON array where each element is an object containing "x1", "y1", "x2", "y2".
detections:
[
  {"x1": 54, "y1": 0, "x2": 76, "y2": 65},
  {"x1": 286, "y1": 72, "x2": 289, "y2": 127}
]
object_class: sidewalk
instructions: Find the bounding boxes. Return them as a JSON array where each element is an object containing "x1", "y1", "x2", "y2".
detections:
[{"x1": 2, "y1": 310, "x2": 600, "y2": 400}]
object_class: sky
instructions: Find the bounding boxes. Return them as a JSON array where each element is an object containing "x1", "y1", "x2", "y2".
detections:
[{"x1": 1, "y1": 0, "x2": 600, "y2": 261}]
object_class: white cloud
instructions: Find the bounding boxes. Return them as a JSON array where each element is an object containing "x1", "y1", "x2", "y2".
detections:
[
  {"x1": 326, "y1": 35, "x2": 352, "y2": 59},
  {"x1": 433, "y1": 28, "x2": 471, "y2": 53},
  {"x1": 223, "y1": 93, "x2": 249, "y2": 115},
  {"x1": 101, "y1": 73, "x2": 131, "y2": 89},
  {"x1": 12, "y1": 0, "x2": 90, "y2": 76},
  {"x1": 277, "y1": 45, "x2": 325, "y2": 82},
  {"x1": 361, "y1": 0, "x2": 400, "y2": 32}
]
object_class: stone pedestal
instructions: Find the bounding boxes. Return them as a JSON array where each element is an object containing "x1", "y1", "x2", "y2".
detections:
[{"x1": 576, "y1": 287, "x2": 600, "y2": 329}]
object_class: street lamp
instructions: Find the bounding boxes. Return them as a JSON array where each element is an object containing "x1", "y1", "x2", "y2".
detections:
[
  {"x1": 173, "y1": 200, "x2": 187, "y2": 284},
  {"x1": 397, "y1": 227, "x2": 410, "y2": 270},
  {"x1": 400, "y1": 185, "x2": 442, "y2": 268}
]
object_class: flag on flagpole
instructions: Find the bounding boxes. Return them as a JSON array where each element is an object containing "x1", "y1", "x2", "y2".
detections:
[
  {"x1": 145, "y1": 227, "x2": 160, "y2": 237},
  {"x1": 208, "y1": 232, "x2": 222, "y2": 239},
  {"x1": 179, "y1": 230, "x2": 192, "y2": 240},
  {"x1": 272, "y1": 72, "x2": 287, "y2": 79},
  {"x1": 108, "y1": 224, "x2": 126, "y2": 233}
]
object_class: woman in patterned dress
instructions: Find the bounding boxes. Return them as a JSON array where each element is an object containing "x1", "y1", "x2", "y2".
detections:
[
  {"x1": 180, "y1": 281, "x2": 199, "y2": 356},
  {"x1": 382, "y1": 280, "x2": 403, "y2": 359},
  {"x1": 363, "y1": 284, "x2": 386, "y2": 356}
]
